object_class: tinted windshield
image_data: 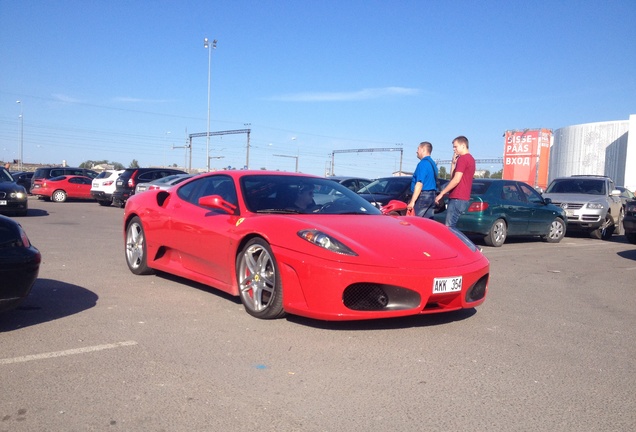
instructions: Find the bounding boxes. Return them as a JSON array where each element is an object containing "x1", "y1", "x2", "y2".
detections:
[
  {"x1": 240, "y1": 175, "x2": 381, "y2": 215},
  {"x1": 546, "y1": 179, "x2": 605, "y2": 195},
  {"x1": 0, "y1": 169, "x2": 13, "y2": 182},
  {"x1": 358, "y1": 178, "x2": 409, "y2": 195}
]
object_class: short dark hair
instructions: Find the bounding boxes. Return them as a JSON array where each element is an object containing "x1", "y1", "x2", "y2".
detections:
[
  {"x1": 452, "y1": 136, "x2": 469, "y2": 149},
  {"x1": 419, "y1": 141, "x2": 433, "y2": 153}
]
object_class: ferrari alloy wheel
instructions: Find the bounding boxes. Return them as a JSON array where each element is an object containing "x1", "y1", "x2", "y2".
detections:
[
  {"x1": 51, "y1": 190, "x2": 67, "y2": 203},
  {"x1": 125, "y1": 216, "x2": 153, "y2": 275},
  {"x1": 484, "y1": 218, "x2": 507, "y2": 247},
  {"x1": 236, "y1": 238, "x2": 285, "y2": 319},
  {"x1": 543, "y1": 217, "x2": 566, "y2": 243}
]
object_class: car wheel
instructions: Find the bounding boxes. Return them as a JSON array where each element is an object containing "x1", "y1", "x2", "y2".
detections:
[
  {"x1": 97, "y1": 200, "x2": 112, "y2": 207},
  {"x1": 125, "y1": 216, "x2": 154, "y2": 275},
  {"x1": 543, "y1": 217, "x2": 565, "y2": 243},
  {"x1": 626, "y1": 232, "x2": 636, "y2": 244},
  {"x1": 484, "y1": 218, "x2": 507, "y2": 247},
  {"x1": 236, "y1": 238, "x2": 286, "y2": 319},
  {"x1": 590, "y1": 214, "x2": 614, "y2": 240},
  {"x1": 51, "y1": 190, "x2": 67, "y2": 203}
]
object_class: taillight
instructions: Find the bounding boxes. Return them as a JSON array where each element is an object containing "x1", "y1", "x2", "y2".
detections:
[
  {"x1": 127, "y1": 170, "x2": 138, "y2": 188},
  {"x1": 149, "y1": 185, "x2": 159, "y2": 190},
  {"x1": 18, "y1": 226, "x2": 31, "y2": 248},
  {"x1": 104, "y1": 181, "x2": 113, "y2": 186},
  {"x1": 468, "y1": 202, "x2": 488, "y2": 212}
]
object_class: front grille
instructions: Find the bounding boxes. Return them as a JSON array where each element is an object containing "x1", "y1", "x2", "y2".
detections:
[
  {"x1": 343, "y1": 283, "x2": 420, "y2": 311},
  {"x1": 0, "y1": 192, "x2": 5, "y2": 199},
  {"x1": 552, "y1": 202, "x2": 583, "y2": 210}
]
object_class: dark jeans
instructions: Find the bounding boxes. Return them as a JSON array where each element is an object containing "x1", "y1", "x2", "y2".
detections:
[
  {"x1": 445, "y1": 198, "x2": 470, "y2": 227},
  {"x1": 414, "y1": 190, "x2": 436, "y2": 219}
]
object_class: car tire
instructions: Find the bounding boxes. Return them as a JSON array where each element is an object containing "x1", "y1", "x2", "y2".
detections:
[
  {"x1": 543, "y1": 217, "x2": 566, "y2": 243},
  {"x1": 590, "y1": 214, "x2": 614, "y2": 240},
  {"x1": 236, "y1": 238, "x2": 286, "y2": 319},
  {"x1": 51, "y1": 190, "x2": 67, "y2": 203},
  {"x1": 125, "y1": 216, "x2": 154, "y2": 275},
  {"x1": 484, "y1": 218, "x2": 507, "y2": 247},
  {"x1": 97, "y1": 200, "x2": 112, "y2": 207}
]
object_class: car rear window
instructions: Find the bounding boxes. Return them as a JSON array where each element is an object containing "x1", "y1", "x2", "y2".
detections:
[{"x1": 471, "y1": 182, "x2": 491, "y2": 195}]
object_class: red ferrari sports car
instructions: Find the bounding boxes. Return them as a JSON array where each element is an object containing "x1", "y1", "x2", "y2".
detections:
[
  {"x1": 37, "y1": 175, "x2": 94, "y2": 202},
  {"x1": 124, "y1": 171, "x2": 489, "y2": 321}
]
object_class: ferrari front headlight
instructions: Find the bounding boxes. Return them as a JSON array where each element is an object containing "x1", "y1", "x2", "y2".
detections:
[{"x1": 298, "y1": 229, "x2": 357, "y2": 256}]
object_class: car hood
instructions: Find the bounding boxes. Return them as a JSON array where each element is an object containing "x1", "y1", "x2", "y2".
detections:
[
  {"x1": 542, "y1": 192, "x2": 607, "y2": 204},
  {"x1": 0, "y1": 182, "x2": 26, "y2": 193},
  {"x1": 255, "y1": 214, "x2": 480, "y2": 267}
]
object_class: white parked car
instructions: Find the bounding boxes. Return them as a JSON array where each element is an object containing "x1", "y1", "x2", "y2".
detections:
[
  {"x1": 134, "y1": 174, "x2": 194, "y2": 194},
  {"x1": 90, "y1": 169, "x2": 124, "y2": 206}
]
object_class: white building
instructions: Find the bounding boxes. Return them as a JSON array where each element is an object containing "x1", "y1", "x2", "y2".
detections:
[{"x1": 549, "y1": 114, "x2": 636, "y2": 191}]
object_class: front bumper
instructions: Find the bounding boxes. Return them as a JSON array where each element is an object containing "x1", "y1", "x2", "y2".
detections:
[{"x1": 273, "y1": 245, "x2": 489, "y2": 321}]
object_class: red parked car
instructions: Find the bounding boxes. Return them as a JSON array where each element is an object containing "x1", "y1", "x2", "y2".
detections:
[
  {"x1": 123, "y1": 171, "x2": 489, "y2": 321},
  {"x1": 37, "y1": 175, "x2": 94, "y2": 202}
]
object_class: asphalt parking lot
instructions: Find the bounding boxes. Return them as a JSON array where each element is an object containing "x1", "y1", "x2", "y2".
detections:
[{"x1": 1, "y1": 198, "x2": 635, "y2": 432}]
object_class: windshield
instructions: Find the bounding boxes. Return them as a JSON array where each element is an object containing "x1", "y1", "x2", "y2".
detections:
[
  {"x1": 358, "y1": 177, "x2": 409, "y2": 195},
  {"x1": 545, "y1": 179, "x2": 606, "y2": 195},
  {"x1": 240, "y1": 175, "x2": 381, "y2": 215},
  {"x1": 0, "y1": 169, "x2": 14, "y2": 183}
]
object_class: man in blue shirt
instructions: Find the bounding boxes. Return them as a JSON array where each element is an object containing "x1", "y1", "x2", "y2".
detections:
[{"x1": 407, "y1": 141, "x2": 438, "y2": 218}]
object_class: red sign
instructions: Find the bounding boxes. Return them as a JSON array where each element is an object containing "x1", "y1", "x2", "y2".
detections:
[{"x1": 503, "y1": 129, "x2": 551, "y2": 189}]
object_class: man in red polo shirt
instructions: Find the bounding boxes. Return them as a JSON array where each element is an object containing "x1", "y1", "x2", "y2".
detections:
[{"x1": 435, "y1": 136, "x2": 475, "y2": 228}]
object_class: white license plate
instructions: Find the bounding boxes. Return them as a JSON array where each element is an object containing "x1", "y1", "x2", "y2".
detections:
[
  {"x1": 433, "y1": 276, "x2": 462, "y2": 294},
  {"x1": 566, "y1": 210, "x2": 574, "y2": 217},
  {"x1": 0, "y1": 200, "x2": 6, "y2": 206}
]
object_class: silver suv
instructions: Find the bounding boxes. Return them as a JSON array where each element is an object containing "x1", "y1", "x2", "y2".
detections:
[{"x1": 543, "y1": 175, "x2": 623, "y2": 240}]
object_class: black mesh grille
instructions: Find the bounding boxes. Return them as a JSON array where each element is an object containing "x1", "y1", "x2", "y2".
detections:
[{"x1": 343, "y1": 283, "x2": 389, "y2": 311}]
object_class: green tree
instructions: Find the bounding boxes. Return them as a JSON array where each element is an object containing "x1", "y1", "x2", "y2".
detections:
[
  {"x1": 438, "y1": 166, "x2": 448, "y2": 179},
  {"x1": 490, "y1": 169, "x2": 503, "y2": 179},
  {"x1": 129, "y1": 159, "x2": 140, "y2": 168}
]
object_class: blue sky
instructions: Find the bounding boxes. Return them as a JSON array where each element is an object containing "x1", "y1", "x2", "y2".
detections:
[{"x1": 1, "y1": 0, "x2": 635, "y2": 178}]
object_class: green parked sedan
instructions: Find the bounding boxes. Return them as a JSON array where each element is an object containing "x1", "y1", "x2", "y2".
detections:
[{"x1": 433, "y1": 179, "x2": 567, "y2": 247}]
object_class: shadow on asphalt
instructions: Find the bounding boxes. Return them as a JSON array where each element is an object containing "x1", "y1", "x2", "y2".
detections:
[
  {"x1": 155, "y1": 271, "x2": 478, "y2": 330},
  {"x1": 0, "y1": 279, "x2": 98, "y2": 332}
]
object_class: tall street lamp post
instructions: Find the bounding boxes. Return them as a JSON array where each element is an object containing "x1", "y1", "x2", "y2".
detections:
[
  {"x1": 204, "y1": 37, "x2": 217, "y2": 172},
  {"x1": 16, "y1": 100, "x2": 23, "y2": 172}
]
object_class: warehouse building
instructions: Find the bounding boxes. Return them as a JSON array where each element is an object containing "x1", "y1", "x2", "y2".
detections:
[{"x1": 549, "y1": 114, "x2": 636, "y2": 191}]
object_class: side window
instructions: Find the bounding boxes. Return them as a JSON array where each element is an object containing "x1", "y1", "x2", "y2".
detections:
[
  {"x1": 177, "y1": 176, "x2": 237, "y2": 207},
  {"x1": 519, "y1": 183, "x2": 543, "y2": 204},
  {"x1": 51, "y1": 169, "x2": 64, "y2": 177},
  {"x1": 138, "y1": 172, "x2": 155, "y2": 182},
  {"x1": 502, "y1": 184, "x2": 525, "y2": 202}
]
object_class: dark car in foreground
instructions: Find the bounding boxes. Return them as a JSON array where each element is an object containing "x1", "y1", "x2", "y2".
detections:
[
  {"x1": 0, "y1": 215, "x2": 41, "y2": 312},
  {"x1": 0, "y1": 168, "x2": 28, "y2": 216},
  {"x1": 124, "y1": 170, "x2": 489, "y2": 321},
  {"x1": 432, "y1": 179, "x2": 567, "y2": 247},
  {"x1": 113, "y1": 168, "x2": 186, "y2": 208},
  {"x1": 624, "y1": 199, "x2": 636, "y2": 244}
]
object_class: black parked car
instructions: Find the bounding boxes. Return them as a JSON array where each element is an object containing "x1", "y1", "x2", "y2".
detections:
[
  {"x1": 31, "y1": 166, "x2": 98, "y2": 196},
  {"x1": 112, "y1": 168, "x2": 187, "y2": 208},
  {"x1": 10, "y1": 171, "x2": 33, "y2": 192},
  {"x1": 624, "y1": 199, "x2": 636, "y2": 244},
  {"x1": 0, "y1": 168, "x2": 28, "y2": 216},
  {"x1": 0, "y1": 214, "x2": 41, "y2": 312}
]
